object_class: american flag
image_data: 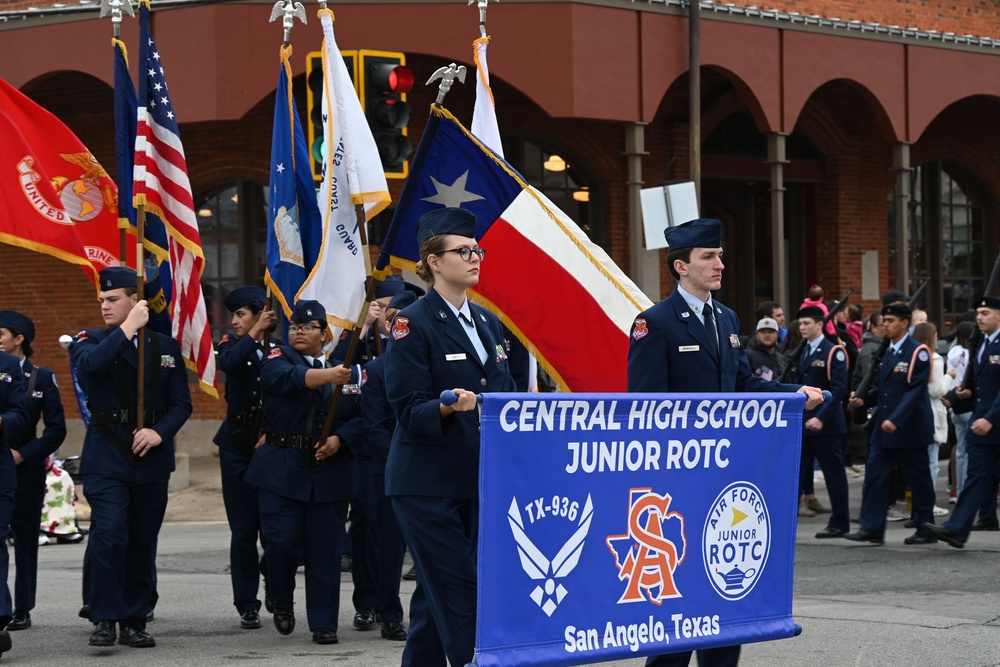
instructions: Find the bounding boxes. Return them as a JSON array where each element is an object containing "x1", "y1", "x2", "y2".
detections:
[{"x1": 133, "y1": 0, "x2": 217, "y2": 396}]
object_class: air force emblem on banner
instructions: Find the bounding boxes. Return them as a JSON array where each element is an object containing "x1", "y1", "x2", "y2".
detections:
[
  {"x1": 703, "y1": 482, "x2": 771, "y2": 601},
  {"x1": 606, "y1": 488, "x2": 686, "y2": 605},
  {"x1": 507, "y1": 494, "x2": 594, "y2": 617}
]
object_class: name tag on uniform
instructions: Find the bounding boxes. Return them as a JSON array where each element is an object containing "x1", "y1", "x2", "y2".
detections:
[
  {"x1": 678, "y1": 345, "x2": 700, "y2": 352},
  {"x1": 446, "y1": 353, "x2": 467, "y2": 362}
]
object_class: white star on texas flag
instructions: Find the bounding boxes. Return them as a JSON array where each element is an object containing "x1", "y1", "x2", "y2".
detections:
[{"x1": 421, "y1": 170, "x2": 484, "y2": 208}]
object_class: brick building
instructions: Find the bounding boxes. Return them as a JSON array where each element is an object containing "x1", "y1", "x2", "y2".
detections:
[{"x1": 2, "y1": 0, "x2": 1000, "y2": 450}]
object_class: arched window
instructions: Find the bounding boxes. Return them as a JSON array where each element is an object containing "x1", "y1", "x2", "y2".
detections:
[
  {"x1": 505, "y1": 138, "x2": 604, "y2": 247},
  {"x1": 194, "y1": 181, "x2": 268, "y2": 341},
  {"x1": 904, "y1": 162, "x2": 986, "y2": 328}
]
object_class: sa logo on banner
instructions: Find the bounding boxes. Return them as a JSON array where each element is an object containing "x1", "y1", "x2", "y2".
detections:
[{"x1": 606, "y1": 488, "x2": 686, "y2": 604}]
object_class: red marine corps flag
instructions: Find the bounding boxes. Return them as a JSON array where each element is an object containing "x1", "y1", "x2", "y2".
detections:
[{"x1": 0, "y1": 75, "x2": 127, "y2": 282}]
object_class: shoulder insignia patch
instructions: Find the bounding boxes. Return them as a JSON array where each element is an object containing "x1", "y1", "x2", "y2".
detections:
[
  {"x1": 917, "y1": 349, "x2": 929, "y2": 362},
  {"x1": 392, "y1": 316, "x2": 410, "y2": 341},
  {"x1": 836, "y1": 350, "x2": 846, "y2": 362},
  {"x1": 632, "y1": 318, "x2": 649, "y2": 340},
  {"x1": 220, "y1": 333, "x2": 230, "y2": 344},
  {"x1": 76, "y1": 330, "x2": 88, "y2": 341},
  {"x1": 267, "y1": 347, "x2": 283, "y2": 360}
]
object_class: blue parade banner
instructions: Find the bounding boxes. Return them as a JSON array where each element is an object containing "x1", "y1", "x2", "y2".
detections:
[{"x1": 477, "y1": 392, "x2": 805, "y2": 667}]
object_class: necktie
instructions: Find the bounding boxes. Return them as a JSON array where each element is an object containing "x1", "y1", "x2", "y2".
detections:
[
  {"x1": 313, "y1": 358, "x2": 324, "y2": 369},
  {"x1": 703, "y1": 305, "x2": 719, "y2": 354}
]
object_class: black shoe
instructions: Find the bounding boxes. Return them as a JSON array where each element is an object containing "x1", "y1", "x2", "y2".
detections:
[
  {"x1": 971, "y1": 517, "x2": 1000, "y2": 531},
  {"x1": 6, "y1": 609, "x2": 30, "y2": 631},
  {"x1": 118, "y1": 625, "x2": 156, "y2": 648},
  {"x1": 921, "y1": 523, "x2": 965, "y2": 548},
  {"x1": 381, "y1": 621, "x2": 407, "y2": 641},
  {"x1": 814, "y1": 527, "x2": 846, "y2": 539},
  {"x1": 240, "y1": 610, "x2": 261, "y2": 630},
  {"x1": 78, "y1": 604, "x2": 91, "y2": 620},
  {"x1": 843, "y1": 531, "x2": 884, "y2": 545},
  {"x1": 402, "y1": 566, "x2": 417, "y2": 581},
  {"x1": 341, "y1": 554, "x2": 352, "y2": 572},
  {"x1": 263, "y1": 580, "x2": 274, "y2": 614},
  {"x1": 903, "y1": 531, "x2": 938, "y2": 545},
  {"x1": 0, "y1": 629, "x2": 10, "y2": 654},
  {"x1": 904, "y1": 519, "x2": 915, "y2": 528},
  {"x1": 145, "y1": 610, "x2": 154, "y2": 622},
  {"x1": 273, "y1": 608, "x2": 295, "y2": 636},
  {"x1": 89, "y1": 620, "x2": 117, "y2": 647},
  {"x1": 353, "y1": 608, "x2": 376, "y2": 630},
  {"x1": 312, "y1": 628, "x2": 339, "y2": 644}
]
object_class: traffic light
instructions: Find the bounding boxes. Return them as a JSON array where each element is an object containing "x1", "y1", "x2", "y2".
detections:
[
  {"x1": 359, "y1": 50, "x2": 414, "y2": 179},
  {"x1": 305, "y1": 50, "x2": 358, "y2": 181}
]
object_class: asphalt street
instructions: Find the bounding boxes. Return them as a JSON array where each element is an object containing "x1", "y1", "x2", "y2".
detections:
[{"x1": 5, "y1": 470, "x2": 1000, "y2": 666}]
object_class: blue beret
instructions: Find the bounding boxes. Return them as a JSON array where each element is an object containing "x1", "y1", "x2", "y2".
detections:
[
  {"x1": 99, "y1": 266, "x2": 137, "y2": 291},
  {"x1": 387, "y1": 290, "x2": 417, "y2": 311},
  {"x1": 291, "y1": 299, "x2": 326, "y2": 323},
  {"x1": 882, "y1": 303, "x2": 912, "y2": 319},
  {"x1": 797, "y1": 306, "x2": 825, "y2": 321},
  {"x1": 977, "y1": 296, "x2": 1000, "y2": 311},
  {"x1": 0, "y1": 311, "x2": 34, "y2": 344},
  {"x1": 374, "y1": 275, "x2": 404, "y2": 299},
  {"x1": 416, "y1": 207, "x2": 477, "y2": 246},
  {"x1": 224, "y1": 286, "x2": 267, "y2": 312},
  {"x1": 663, "y1": 218, "x2": 723, "y2": 251}
]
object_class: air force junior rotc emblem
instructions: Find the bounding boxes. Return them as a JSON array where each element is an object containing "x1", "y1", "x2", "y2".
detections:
[
  {"x1": 632, "y1": 318, "x2": 649, "y2": 341},
  {"x1": 703, "y1": 482, "x2": 771, "y2": 601}
]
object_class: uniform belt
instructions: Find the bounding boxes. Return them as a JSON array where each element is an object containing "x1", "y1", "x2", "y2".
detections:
[
  {"x1": 227, "y1": 408, "x2": 261, "y2": 427},
  {"x1": 90, "y1": 409, "x2": 162, "y2": 427},
  {"x1": 265, "y1": 433, "x2": 314, "y2": 451}
]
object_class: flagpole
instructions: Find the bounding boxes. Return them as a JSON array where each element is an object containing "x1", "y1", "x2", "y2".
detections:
[
  {"x1": 136, "y1": 204, "x2": 147, "y2": 431},
  {"x1": 102, "y1": 0, "x2": 135, "y2": 265}
]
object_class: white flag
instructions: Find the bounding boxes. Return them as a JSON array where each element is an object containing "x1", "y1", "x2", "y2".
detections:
[{"x1": 298, "y1": 8, "x2": 390, "y2": 339}]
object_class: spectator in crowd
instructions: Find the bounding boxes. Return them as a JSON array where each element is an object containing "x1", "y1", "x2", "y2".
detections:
[
  {"x1": 745, "y1": 317, "x2": 786, "y2": 380},
  {"x1": 846, "y1": 304, "x2": 864, "y2": 349},
  {"x1": 913, "y1": 322, "x2": 952, "y2": 519},
  {"x1": 756, "y1": 301, "x2": 788, "y2": 344},
  {"x1": 945, "y1": 321, "x2": 975, "y2": 503},
  {"x1": 799, "y1": 285, "x2": 835, "y2": 336}
]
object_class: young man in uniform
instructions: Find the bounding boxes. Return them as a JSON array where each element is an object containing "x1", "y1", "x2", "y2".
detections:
[
  {"x1": 847, "y1": 303, "x2": 936, "y2": 546},
  {"x1": 628, "y1": 217, "x2": 823, "y2": 667},
  {"x1": 924, "y1": 296, "x2": 1000, "y2": 547},
  {"x1": 75, "y1": 266, "x2": 193, "y2": 648}
]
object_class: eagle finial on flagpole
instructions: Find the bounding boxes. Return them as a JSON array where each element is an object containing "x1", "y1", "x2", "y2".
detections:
[
  {"x1": 270, "y1": 0, "x2": 307, "y2": 45},
  {"x1": 427, "y1": 63, "x2": 467, "y2": 106},
  {"x1": 100, "y1": 0, "x2": 134, "y2": 38},
  {"x1": 469, "y1": 0, "x2": 495, "y2": 38}
]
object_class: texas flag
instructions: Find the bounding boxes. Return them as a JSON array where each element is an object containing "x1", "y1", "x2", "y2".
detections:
[{"x1": 378, "y1": 107, "x2": 652, "y2": 392}]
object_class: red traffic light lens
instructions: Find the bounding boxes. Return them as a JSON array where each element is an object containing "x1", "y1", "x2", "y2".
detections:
[{"x1": 388, "y1": 66, "x2": 414, "y2": 94}]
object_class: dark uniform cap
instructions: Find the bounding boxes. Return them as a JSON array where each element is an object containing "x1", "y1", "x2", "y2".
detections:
[
  {"x1": 291, "y1": 299, "x2": 326, "y2": 323},
  {"x1": 976, "y1": 295, "x2": 1000, "y2": 311},
  {"x1": 882, "y1": 290, "x2": 909, "y2": 306},
  {"x1": 224, "y1": 285, "x2": 267, "y2": 313},
  {"x1": 882, "y1": 303, "x2": 913, "y2": 319},
  {"x1": 99, "y1": 266, "x2": 137, "y2": 291},
  {"x1": 0, "y1": 311, "x2": 34, "y2": 344},
  {"x1": 387, "y1": 290, "x2": 417, "y2": 312},
  {"x1": 416, "y1": 207, "x2": 477, "y2": 246},
  {"x1": 797, "y1": 305, "x2": 825, "y2": 321},
  {"x1": 374, "y1": 275, "x2": 405, "y2": 299},
  {"x1": 663, "y1": 218, "x2": 723, "y2": 250}
]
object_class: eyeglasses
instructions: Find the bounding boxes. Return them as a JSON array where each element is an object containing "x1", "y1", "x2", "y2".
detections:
[
  {"x1": 439, "y1": 247, "x2": 486, "y2": 262},
  {"x1": 288, "y1": 324, "x2": 320, "y2": 333}
]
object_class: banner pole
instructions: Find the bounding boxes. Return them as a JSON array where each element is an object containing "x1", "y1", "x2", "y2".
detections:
[{"x1": 136, "y1": 203, "x2": 147, "y2": 432}]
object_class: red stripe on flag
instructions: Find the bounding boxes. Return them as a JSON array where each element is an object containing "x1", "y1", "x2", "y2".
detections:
[{"x1": 476, "y1": 217, "x2": 629, "y2": 392}]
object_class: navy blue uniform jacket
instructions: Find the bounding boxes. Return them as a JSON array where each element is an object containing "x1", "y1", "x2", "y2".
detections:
[
  {"x1": 245, "y1": 345, "x2": 364, "y2": 503},
  {"x1": 858, "y1": 335, "x2": 933, "y2": 449},
  {"x1": 214, "y1": 332, "x2": 264, "y2": 452},
  {"x1": 360, "y1": 354, "x2": 391, "y2": 472},
  {"x1": 794, "y1": 339, "x2": 848, "y2": 437},
  {"x1": 384, "y1": 289, "x2": 516, "y2": 500},
  {"x1": 628, "y1": 289, "x2": 799, "y2": 394},
  {"x1": 0, "y1": 352, "x2": 28, "y2": 491},
  {"x1": 963, "y1": 333, "x2": 1000, "y2": 446},
  {"x1": 75, "y1": 327, "x2": 193, "y2": 484},
  {"x1": 11, "y1": 360, "x2": 66, "y2": 486}
]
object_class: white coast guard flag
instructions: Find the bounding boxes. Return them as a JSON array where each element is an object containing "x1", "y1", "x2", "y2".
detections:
[{"x1": 297, "y1": 8, "x2": 390, "y2": 336}]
